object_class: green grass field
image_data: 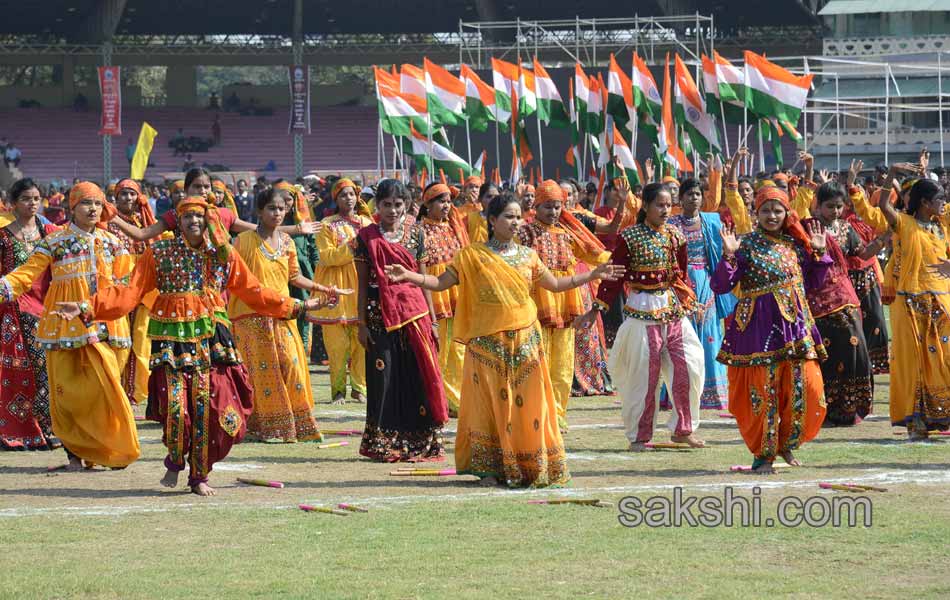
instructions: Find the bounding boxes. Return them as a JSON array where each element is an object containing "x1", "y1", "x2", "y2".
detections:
[{"x1": 2, "y1": 368, "x2": 950, "y2": 599}]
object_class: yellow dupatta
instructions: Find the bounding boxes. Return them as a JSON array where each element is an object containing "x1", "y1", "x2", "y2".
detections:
[{"x1": 452, "y1": 243, "x2": 538, "y2": 344}]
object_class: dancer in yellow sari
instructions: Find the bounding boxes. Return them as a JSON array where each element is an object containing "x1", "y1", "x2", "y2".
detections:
[
  {"x1": 851, "y1": 168, "x2": 950, "y2": 438},
  {"x1": 309, "y1": 178, "x2": 372, "y2": 403},
  {"x1": 1, "y1": 182, "x2": 139, "y2": 470},
  {"x1": 385, "y1": 195, "x2": 623, "y2": 487},
  {"x1": 230, "y1": 187, "x2": 348, "y2": 442}
]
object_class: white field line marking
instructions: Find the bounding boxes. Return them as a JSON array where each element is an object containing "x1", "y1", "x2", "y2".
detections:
[
  {"x1": 2, "y1": 468, "x2": 947, "y2": 518},
  {"x1": 210, "y1": 463, "x2": 265, "y2": 471}
]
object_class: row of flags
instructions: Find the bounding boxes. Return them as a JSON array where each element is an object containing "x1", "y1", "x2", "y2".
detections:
[{"x1": 373, "y1": 49, "x2": 814, "y2": 184}]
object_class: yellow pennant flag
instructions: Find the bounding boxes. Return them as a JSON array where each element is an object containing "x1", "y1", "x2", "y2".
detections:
[{"x1": 130, "y1": 122, "x2": 158, "y2": 180}]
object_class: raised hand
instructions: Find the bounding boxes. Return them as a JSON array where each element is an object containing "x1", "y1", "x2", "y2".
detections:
[
  {"x1": 644, "y1": 158, "x2": 655, "y2": 182},
  {"x1": 920, "y1": 147, "x2": 930, "y2": 173},
  {"x1": 720, "y1": 223, "x2": 740, "y2": 256},
  {"x1": 817, "y1": 169, "x2": 830, "y2": 184},
  {"x1": 806, "y1": 220, "x2": 827, "y2": 252},
  {"x1": 847, "y1": 159, "x2": 864, "y2": 187},
  {"x1": 592, "y1": 263, "x2": 626, "y2": 282},
  {"x1": 297, "y1": 221, "x2": 322, "y2": 235}
]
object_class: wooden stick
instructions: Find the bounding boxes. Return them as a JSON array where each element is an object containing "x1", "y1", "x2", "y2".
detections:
[
  {"x1": 320, "y1": 429, "x2": 362, "y2": 436},
  {"x1": 844, "y1": 483, "x2": 888, "y2": 492},
  {"x1": 527, "y1": 498, "x2": 607, "y2": 507},
  {"x1": 730, "y1": 463, "x2": 790, "y2": 472},
  {"x1": 299, "y1": 504, "x2": 348, "y2": 516},
  {"x1": 337, "y1": 503, "x2": 369, "y2": 513},
  {"x1": 316, "y1": 441, "x2": 349, "y2": 449},
  {"x1": 645, "y1": 442, "x2": 693, "y2": 450},
  {"x1": 237, "y1": 477, "x2": 284, "y2": 489},
  {"x1": 389, "y1": 468, "x2": 456, "y2": 476}
]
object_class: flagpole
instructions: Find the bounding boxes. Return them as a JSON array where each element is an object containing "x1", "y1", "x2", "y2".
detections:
[
  {"x1": 494, "y1": 118, "x2": 500, "y2": 186},
  {"x1": 718, "y1": 101, "x2": 730, "y2": 157},
  {"x1": 465, "y1": 116, "x2": 472, "y2": 165},
  {"x1": 757, "y1": 120, "x2": 765, "y2": 173},
  {"x1": 536, "y1": 114, "x2": 544, "y2": 180},
  {"x1": 377, "y1": 118, "x2": 383, "y2": 176}
]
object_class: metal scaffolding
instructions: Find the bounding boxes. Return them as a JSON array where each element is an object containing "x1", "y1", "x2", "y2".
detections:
[{"x1": 457, "y1": 15, "x2": 715, "y2": 68}]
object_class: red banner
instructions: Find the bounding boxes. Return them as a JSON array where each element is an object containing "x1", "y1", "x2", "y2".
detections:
[
  {"x1": 288, "y1": 65, "x2": 311, "y2": 134},
  {"x1": 98, "y1": 66, "x2": 122, "y2": 136}
]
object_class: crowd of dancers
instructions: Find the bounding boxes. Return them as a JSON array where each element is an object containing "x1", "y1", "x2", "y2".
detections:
[{"x1": 1, "y1": 145, "x2": 949, "y2": 494}]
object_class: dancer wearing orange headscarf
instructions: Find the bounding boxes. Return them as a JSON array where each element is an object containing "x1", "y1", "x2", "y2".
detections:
[
  {"x1": 57, "y1": 195, "x2": 332, "y2": 495},
  {"x1": 419, "y1": 182, "x2": 469, "y2": 416},
  {"x1": 517, "y1": 180, "x2": 611, "y2": 430},
  {"x1": 309, "y1": 178, "x2": 372, "y2": 403},
  {"x1": 712, "y1": 185, "x2": 831, "y2": 473},
  {"x1": 108, "y1": 178, "x2": 157, "y2": 405},
  {"x1": 0, "y1": 182, "x2": 138, "y2": 471}
]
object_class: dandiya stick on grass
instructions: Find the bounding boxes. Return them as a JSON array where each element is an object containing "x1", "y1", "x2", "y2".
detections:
[
  {"x1": 337, "y1": 503, "x2": 369, "y2": 513},
  {"x1": 316, "y1": 441, "x2": 349, "y2": 449},
  {"x1": 819, "y1": 482, "x2": 885, "y2": 493},
  {"x1": 527, "y1": 498, "x2": 610, "y2": 508},
  {"x1": 645, "y1": 442, "x2": 693, "y2": 450},
  {"x1": 389, "y1": 468, "x2": 457, "y2": 476},
  {"x1": 237, "y1": 477, "x2": 285, "y2": 489},
  {"x1": 320, "y1": 429, "x2": 362, "y2": 436},
  {"x1": 729, "y1": 463, "x2": 791, "y2": 472},
  {"x1": 299, "y1": 504, "x2": 348, "y2": 516},
  {"x1": 843, "y1": 483, "x2": 888, "y2": 492}
]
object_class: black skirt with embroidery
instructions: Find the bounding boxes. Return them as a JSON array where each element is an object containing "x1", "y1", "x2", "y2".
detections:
[{"x1": 358, "y1": 287, "x2": 444, "y2": 462}]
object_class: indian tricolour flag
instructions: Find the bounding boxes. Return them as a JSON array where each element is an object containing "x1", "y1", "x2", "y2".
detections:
[
  {"x1": 459, "y1": 64, "x2": 500, "y2": 132},
  {"x1": 517, "y1": 65, "x2": 537, "y2": 118},
  {"x1": 423, "y1": 58, "x2": 465, "y2": 127},
  {"x1": 491, "y1": 58, "x2": 519, "y2": 131},
  {"x1": 401, "y1": 122, "x2": 473, "y2": 178},
  {"x1": 607, "y1": 53, "x2": 634, "y2": 131},
  {"x1": 584, "y1": 72, "x2": 605, "y2": 135},
  {"x1": 574, "y1": 64, "x2": 593, "y2": 132},
  {"x1": 399, "y1": 64, "x2": 428, "y2": 110},
  {"x1": 674, "y1": 53, "x2": 721, "y2": 156},
  {"x1": 533, "y1": 58, "x2": 569, "y2": 128},
  {"x1": 702, "y1": 51, "x2": 744, "y2": 124},
  {"x1": 659, "y1": 53, "x2": 692, "y2": 173},
  {"x1": 743, "y1": 50, "x2": 813, "y2": 124},
  {"x1": 609, "y1": 125, "x2": 642, "y2": 185},
  {"x1": 632, "y1": 52, "x2": 661, "y2": 143},
  {"x1": 374, "y1": 66, "x2": 428, "y2": 137}
]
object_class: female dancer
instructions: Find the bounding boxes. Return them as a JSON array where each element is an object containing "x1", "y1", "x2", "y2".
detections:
[
  {"x1": 57, "y1": 196, "x2": 331, "y2": 494},
  {"x1": 419, "y1": 182, "x2": 468, "y2": 416},
  {"x1": 386, "y1": 194, "x2": 623, "y2": 487},
  {"x1": 588, "y1": 183, "x2": 705, "y2": 451},
  {"x1": 667, "y1": 178, "x2": 736, "y2": 410},
  {"x1": 354, "y1": 179, "x2": 448, "y2": 461},
  {"x1": 712, "y1": 186, "x2": 830, "y2": 472},
  {"x1": 0, "y1": 178, "x2": 59, "y2": 450},
  {"x1": 230, "y1": 187, "x2": 348, "y2": 442},
  {"x1": 310, "y1": 178, "x2": 372, "y2": 404},
  {"x1": 2, "y1": 182, "x2": 138, "y2": 470},
  {"x1": 853, "y1": 172, "x2": 950, "y2": 438},
  {"x1": 806, "y1": 180, "x2": 875, "y2": 425}
]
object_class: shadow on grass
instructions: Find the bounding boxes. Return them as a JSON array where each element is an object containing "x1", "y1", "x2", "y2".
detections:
[{"x1": 0, "y1": 487, "x2": 185, "y2": 499}]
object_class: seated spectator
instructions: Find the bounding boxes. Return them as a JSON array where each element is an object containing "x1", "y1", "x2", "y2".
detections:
[
  {"x1": 4, "y1": 143, "x2": 22, "y2": 168},
  {"x1": 208, "y1": 92, "x2": 220, "y2": 109},
  {"x1": 263, "y1": 160, "x2": 277, "y2": 172},
  {"x1": 182, "y1": 154, "x2": 196, "y2": 171}
]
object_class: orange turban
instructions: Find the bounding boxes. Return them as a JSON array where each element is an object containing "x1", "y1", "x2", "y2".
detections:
[
  {"x1": 754, "y1": 185, "x2": 812, "y2": 253},
  {"x1": 534, "y1": 179, "x2": 565, "y2": 205},
  {"x1": 170, "y1": 180, "x2": 185, "y2": 193},
  {"x1": 423, "y1": 183, "x2": 451, "y2": 204},
  {"x1": 662, "y1": 176, "x2": 679, "y2": 185},
  {"x1": 773, "y1": 173, "x2": 789, "y2": 183},
  {"x1": 464, "y1": 175, "x2": 483, "y2": 187},
  {"x1": 332, "y1": 178, "x2": 357, "y2": 201},
  {"x1": 115, "y1": 178, "x2": 156, "y2": 226},
  {"x1": 449, "y1": 186, "x2": 460, "y2": 200},
  {"x1": 211, "y1": 179, "x2": 238, "y2": 214},
  {"x1": 523, "y1": 184, "x2": 536, "y2": 195},
  {"x1": 69, "y1": 181, "x2": 115, "y2": 230},
  {"x1": 274, "y1": 180, "x2": 312, "y2": 224},
  {"x1": 177, "y1": 195, "x2": 230, "y2": 259}
]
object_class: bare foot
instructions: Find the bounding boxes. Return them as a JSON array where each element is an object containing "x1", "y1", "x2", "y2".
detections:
[
  {"x1": 191, "y1": 482, "x2": 216, "y2": 496},
  {"x1": 160, "y1": 468, "x2": 180, "y2": 488},
  {"x1": 627, "y1": 442, "x2": 654, "y2": 453},
  {"x1": 671, "y1": 434, "x2": 706, "y2": 448},
  {"x1": 351, "y1": 391, "x2": 366, "y2": 404},
  {"x1": 478, "y1": 476, "x2": 499, "y2": 487},
  {"x1": 752, "y1": 462, "x2": 776, "y2": 474},
  {"x1": 331, "y1": 393, "x2": 346, "y2": 405},
  {"x1": 65, "y1": 456, "x2": 83, "y2": 472},
  {"x1": 780, "y1": 450, "x2": 802, "y2": 466}
]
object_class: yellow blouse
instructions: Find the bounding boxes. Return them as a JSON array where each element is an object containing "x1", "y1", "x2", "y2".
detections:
[
  {"x1": 851, "y1": 187, "x2": 950, "y2": 296},
  {"x1": 229, "y1": 230, "x2": 300, "y2": 321},
  {"x1": 0, "y1": 223, "x2": 132, "y2": 350},
  {"x1": 308, "y1": 213, "x2": 372, "y2": 324}
]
